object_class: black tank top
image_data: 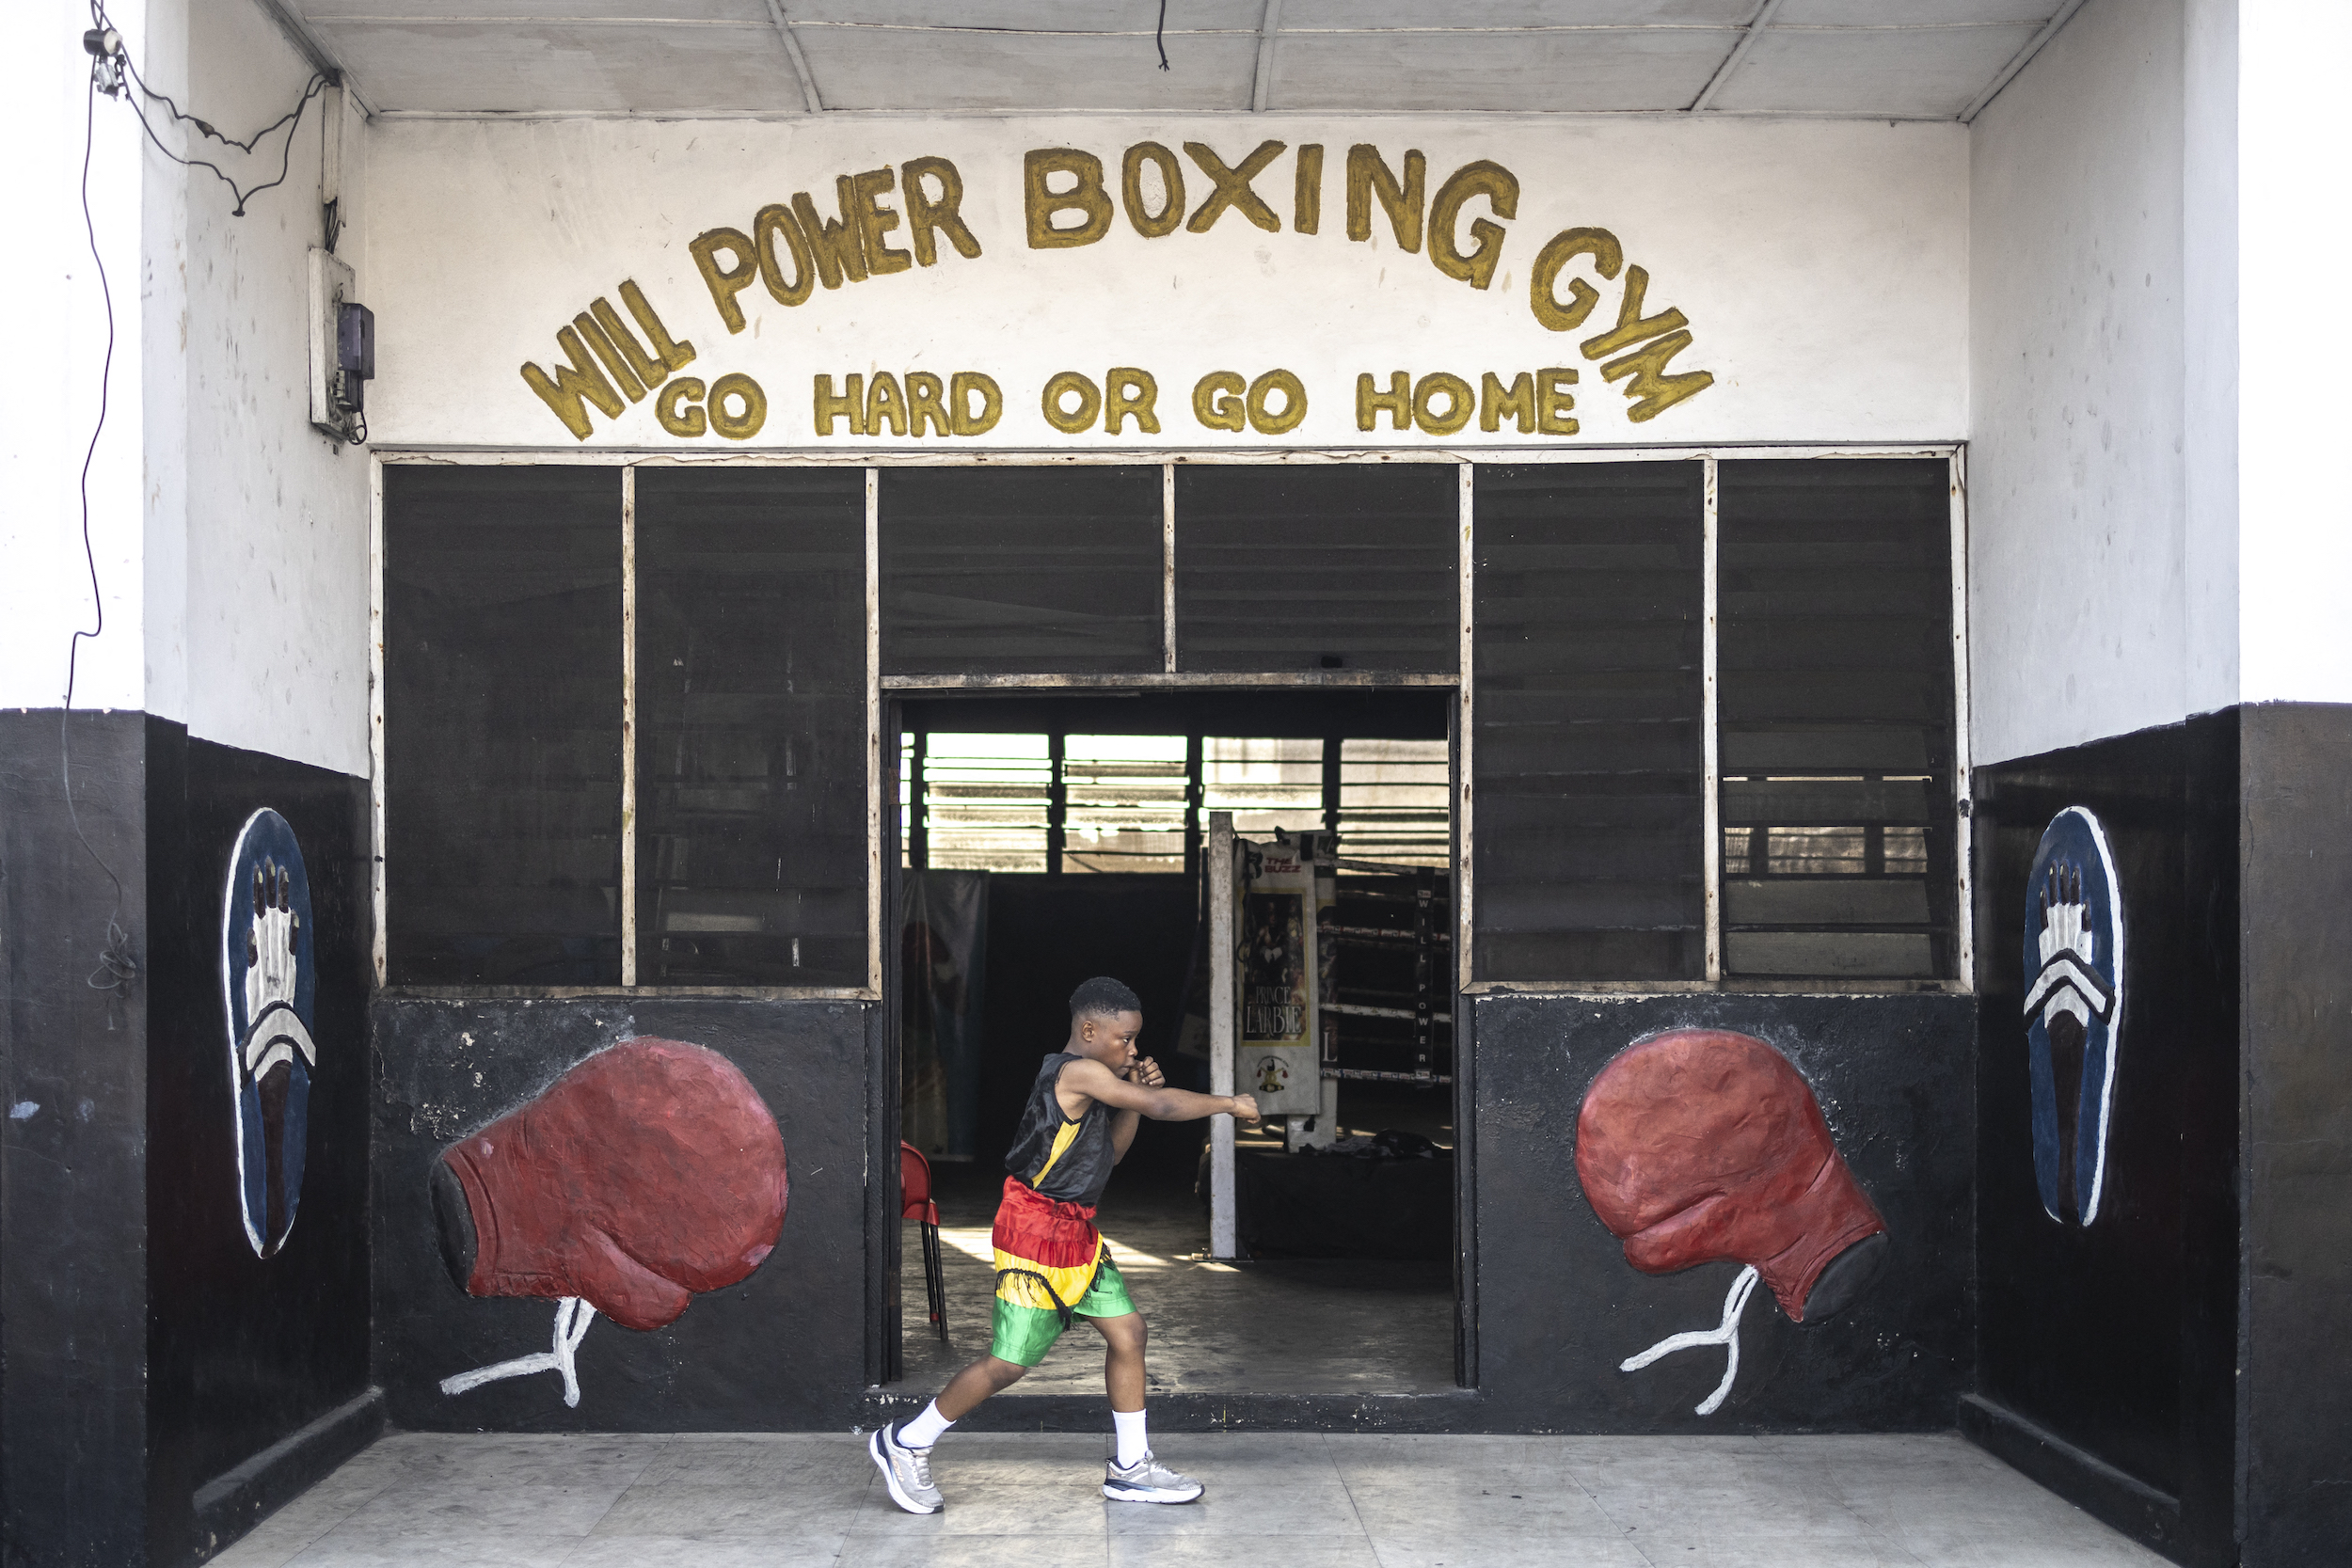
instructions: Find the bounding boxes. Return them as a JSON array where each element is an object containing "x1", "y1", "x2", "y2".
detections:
[{"x1": 1003, "y1": 1053, "x2": 1118, "y2": 1209}]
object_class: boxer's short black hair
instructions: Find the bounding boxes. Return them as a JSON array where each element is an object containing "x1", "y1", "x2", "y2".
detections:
[{"x1": 1070, "y1": 975, "x2": 1143, "y2": 1020}]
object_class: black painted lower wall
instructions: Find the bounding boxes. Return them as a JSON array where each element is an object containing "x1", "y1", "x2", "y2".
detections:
[
  {"x1": 1473, "y1": 991, "x2": 1976, "y2": 1431},
  {"x1": 1971, "y1": 701, "x2": 2352, "y2": 1568},
  {"x1": 1, "y1": 711, "x2": 151, "y2": 1568},
  {"x1": 2239, "y1": 705, "x2": 2352, "y2": 1566},
  {"x1": 0, "y1": 713, "x2": 373, "y2": 1568},
  {"x1": 145, "y1": 724, "x2": 374, "y2": 1567},
  {"x1": 372, "y1": 998, "x2": 872, "y2": 1431}
]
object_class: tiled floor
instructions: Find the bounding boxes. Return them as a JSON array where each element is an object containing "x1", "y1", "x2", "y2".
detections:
[{"x1": 210, "y1": 1430, "x2": 2172, "y2": 1567}]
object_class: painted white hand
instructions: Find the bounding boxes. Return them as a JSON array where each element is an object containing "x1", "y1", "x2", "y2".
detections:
[
  {"x1": 241, "y1": 861, "x2": 314, "y2": 1074},
  {"x1": 2034, "y1": 863, "x2": 2095, "y2": 1031}
]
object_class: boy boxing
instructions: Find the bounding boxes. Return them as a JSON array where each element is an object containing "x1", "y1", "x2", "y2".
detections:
[{"x1": 869, "y1": 976, "x2": 1260, "y2": 1512}]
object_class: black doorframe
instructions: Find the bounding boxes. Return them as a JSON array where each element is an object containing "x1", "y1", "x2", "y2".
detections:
[
  {"x1": 867, "y1": 697, "x2": 909, "y2": 1388},
  {"x1": 866, "y1": 688, "x2": 1478, "y2": 1392}
]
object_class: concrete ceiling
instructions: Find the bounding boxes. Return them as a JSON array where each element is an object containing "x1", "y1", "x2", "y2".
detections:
[{"x1": 269, "y1": 0, "x2": 2084, "y2": 121}]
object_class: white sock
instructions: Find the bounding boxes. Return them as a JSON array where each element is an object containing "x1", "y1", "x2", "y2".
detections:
[
  {"x1": 1113, "y1": 1408, "x2": 1149, "y2": 1467},
  {"x1": 898, "y1": 1402, "x2": 951, "y2": 1449}
]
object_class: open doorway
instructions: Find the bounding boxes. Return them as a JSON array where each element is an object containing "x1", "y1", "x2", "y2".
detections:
[{"x1": 889, "y1": 689, "x2": 1458, "y2": 1399}]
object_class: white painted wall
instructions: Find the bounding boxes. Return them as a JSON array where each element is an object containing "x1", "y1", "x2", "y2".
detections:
[
  {"x1": 2237, "y1": 0, "x2": 2352, "y2": 706},
  {"x1": 1967, "y1": 0, "x2": 2209, "y2": 766},
  {"x1": 167, "y1": 0, "x2": 372, "y2": 776},
  {"x1": 359, "y1": 114, "x2": 1967, "y2": 451},
  {"x1": 0, "y1": 0, "x2": 149, "y2": 714},
  {"x1": 0, "y1": 0, "x2": 373, "y2": 775}
]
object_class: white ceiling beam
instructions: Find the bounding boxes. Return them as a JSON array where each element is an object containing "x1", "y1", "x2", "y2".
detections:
[
  {"x1": 261, "y1": 0, "x2": 372, "y2": 114},
  {"x1": 1687, "y1": 0, "x2": 1784, "y2": 114},
  {"x1": 1960, "y1": 0, "x2": 2088, "y2": 123},
  {"x1": 763, "y1": 0, "x2": 825, "y2": 113},
  {"x1": 1251, "y1": 0, "x2": 1285, "y2": 113}
]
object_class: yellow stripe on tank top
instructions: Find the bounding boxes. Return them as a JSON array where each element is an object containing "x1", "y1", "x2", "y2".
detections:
[{"x1": 1028, "y1": 1117, "x2": 1083, "y2": 1188}]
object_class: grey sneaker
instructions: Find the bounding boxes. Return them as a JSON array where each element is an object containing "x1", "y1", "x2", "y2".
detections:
[
  {"x1": 1104, "y1": 1451, "x2": 1203, "y2": 1504},
  {"x1": 868, "y1": 1422, "x2": 944, "y2": 1514}
]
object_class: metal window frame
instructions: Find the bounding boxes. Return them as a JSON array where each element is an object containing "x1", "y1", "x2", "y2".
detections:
[{"x1": 367, "y1": 442, "x2": 1972, "y2": 1002}]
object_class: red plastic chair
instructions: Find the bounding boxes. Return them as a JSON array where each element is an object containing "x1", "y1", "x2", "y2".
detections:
[{"x1": 900, "y1": 1141, "x2": 948, "y2": 1341}]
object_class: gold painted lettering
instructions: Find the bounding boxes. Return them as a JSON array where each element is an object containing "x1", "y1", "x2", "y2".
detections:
[
  {"x1": 1530, "y1": 228, "x2": 1622, "y2": 333},
  {"x1": 1356, "y1": 372, "x2": 1411, "y2": 432},
  {"x1": 656, "y1": 377, "x2": 707, "y2": 438},
  {"x1": 1248, "y1": 370, "x2": 1307, "y2": 435},
  {"x1": 1295, "y1": 145, "x2": 1323, "y2": 235},
  {"x1": 619, "y1": 280, "x2": 696, "y2": 374},
  {"x1": 1413, "y1": 372, "x2": 1473, "y2": 436},
  {"x1": 1121, "y1": 142, "x2": 1186, "y2": 239},
  {"x1": 1104, "y1": 368, "x2": 1161, "y2": 435},
  {"x1": 815, "y1": 373, "x2": 866, "y2": 436},
  {"x1": 907, "y1": 372, "x2": 950, "y2": 436},
  {"x1": 755, "y1": 203, "x2": 815, "y2": 308},
  {"x1": 793, "y1": 182, "x2": 870, "y2": 289},
  {"x1": 852, "y1": 167, "x2": 913, "y2": 277},
  {"x1": 708, "y1": 372, "x2": 767, "y2": 440},
  {"x1": 1193, "y1": 372, "x2": 1247, "y2": 433},
  {"x1": 1599, "y1": 334, "x2": 1712, "y2": 422},
  {"x1": 690, "y1": 227, "x2": 758, "y2": 334},
  {"x1": 572, "y1": 312, "x2": 646, "y2": 403},
  {"x1": 1183, "y1": 140, "x2": 1285, "y2": 233},
  {"x1": 901, "y1": 157, "x2": 983, "y2": 266},
  {"x1": 1580, "y1": 265, "x2": 1685, "y2": 360},
  {"x1": 1536, "y1": 367, "x2": 1580, "y2": 435},
  {"x1": 866, "y1": 371, "x2": 911, "y2": 436},
  {"x1": 1025, "y1": 149, "x2": 1114, "y2": 249},
  {"x1": 1429, "y1": 162, "x2": 1518, "y2": 292},
  {"x1": 950, "y1": 372, "x2": 1003, "y2": 436},
  {"x1": 1480, "y1": 371, "x2": 1534, "y2": 434},
  {"x1": 520, "y1": 325, "x2": 624, "y2": 441},
  {"x1": 589, "y1": 296, "x2": 668, "y2": 390},
  {"x1": 1042, "y1": 371, "x2": 1103, "y2": 433},
  {"x1": 1346, "y1": 145, "x2": 1425, "y2": 253}
]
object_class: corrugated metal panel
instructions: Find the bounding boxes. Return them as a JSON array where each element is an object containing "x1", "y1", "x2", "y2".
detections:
[
  {"x1": 1175, "y1": 465, "x2": 1459, "y2": 673},
  {"x1": 1471, "y1": 461, "x2": 1705, "y2": 981},
  {"x1": 881, "y1": 466, "x2": 1164, "y2": 676},
  {"x1": 382, "y1": 465, "x2": 625, "y2": 984},
  {"x1": 634, "y1": 467, "x2": 867, "y2": 985}
]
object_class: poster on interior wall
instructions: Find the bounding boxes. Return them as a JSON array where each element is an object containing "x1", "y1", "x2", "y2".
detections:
[
  {"x1": 222, "y1": 808, "x2": 317, "y2": 1259},
  {"x1": 1576, "y1": 1029, "x2": 1888, "y2": 1416},
  {"x1": 2022, "y1": 807, "x2": 2124, "y2": 1226},
  {"x1": 1238, "y1": 838, "x2": 1322, "y2": 1117},
  {"x1": 900, "y1": 870, "x2": 988, "y2": 1162},
  {"x1": 432, "y1": 1037, "x2": 788, "y2": 1407}
]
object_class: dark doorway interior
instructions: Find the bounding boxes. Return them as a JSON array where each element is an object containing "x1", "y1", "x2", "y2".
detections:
[{"x1": 892, "y1": 689, "x2": 1459, "y2": 1397}]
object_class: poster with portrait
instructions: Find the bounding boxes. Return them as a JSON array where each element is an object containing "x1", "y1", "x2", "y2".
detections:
[{"x1": 1237, "y1": 838, "x2": 1322, "y2": 1117}]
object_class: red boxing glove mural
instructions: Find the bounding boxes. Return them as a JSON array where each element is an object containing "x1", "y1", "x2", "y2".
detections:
[
  {"x1": 432, "y1": 1037, "x2": 788, "y2": 1407},
  {"x1": 1576, "y1": 1028, "x2": 1887, "y2": 1415}
]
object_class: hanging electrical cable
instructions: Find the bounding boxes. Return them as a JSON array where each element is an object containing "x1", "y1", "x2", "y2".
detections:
[{"x1": 84, "y1": 3, "x2": 331, "y2": 217}]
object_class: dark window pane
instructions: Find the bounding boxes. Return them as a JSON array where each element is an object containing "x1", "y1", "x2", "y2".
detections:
[
  {"x1": 1718, "y1": 458, "x2": 1956, "y2": 980},
  {"x1": 637, "y1": 467, "x2": 867, "y2": 986},
  {"x1": 881, "y1": 466, "x2": 1161, "y2": 675},
  {"x1": 1175, "y1": 466, "x2": 1457, "y2": 673},
  {"x1": 384, "y1": 466, "x2": 622, "y2": 985},
  {"x1": 1472, "y1": 463, "x2": 1704, "y2": 981}
]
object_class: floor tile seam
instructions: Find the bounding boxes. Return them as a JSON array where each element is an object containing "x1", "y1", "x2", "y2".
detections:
[{"x1": 1565, "y1": 1465, "x2": 1665, "y2": 1568}]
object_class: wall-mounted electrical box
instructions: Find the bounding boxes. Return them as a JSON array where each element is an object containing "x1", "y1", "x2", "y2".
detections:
[{"x1": 308, "y1": 247, "x2": 373, "y2": 442}]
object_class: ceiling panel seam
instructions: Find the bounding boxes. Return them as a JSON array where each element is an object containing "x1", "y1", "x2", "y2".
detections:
[
  {"x1": 1689, "y1": 0, "x2": 1783, "y2": 115},
  {"x1": 763, "y1": 0, "x2": 823, "y2": 113},
  {"x1": 1252, "y1": 0, "x2": 1283, "y2": 114},
  {"x1": 1960, "y1": 0, "x2": 2089, "y2": 122}
]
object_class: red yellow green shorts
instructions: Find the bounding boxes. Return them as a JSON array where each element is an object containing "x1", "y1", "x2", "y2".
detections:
[{"x1": 988, "y1": 1177, "x2": 1136, "y2": 1368}]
